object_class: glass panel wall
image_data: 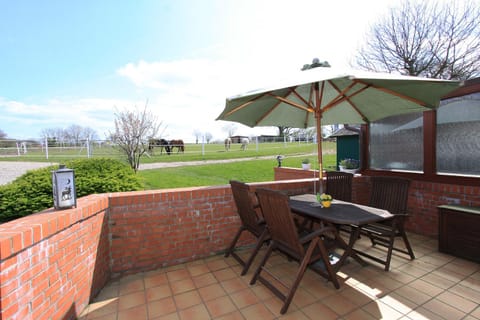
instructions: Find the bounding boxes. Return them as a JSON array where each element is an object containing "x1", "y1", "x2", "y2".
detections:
[
  {"x1": 436, "y1": 93, "x2": 480, "y2": 175},
  {"x1": 369, "y1": 113, "x2": 423, "y2": 171}
]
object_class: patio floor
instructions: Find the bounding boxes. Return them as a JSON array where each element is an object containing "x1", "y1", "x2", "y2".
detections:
[{"x1": 79, "y1": 233, "x2": 480, "y2": 320}]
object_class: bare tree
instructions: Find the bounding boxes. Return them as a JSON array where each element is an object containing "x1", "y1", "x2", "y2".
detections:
[
  {"x1": 193, "y1": 129, "x2": 202, "y2": 144},
  {"x1": 40, "y1": 126, "x2": 99, "y2": 147},
  {"x1": 204, "y1": 132, "x2": 213, "y2": 143},
  {"x1": 110, "y1": 104, "x2": 163, "y2": 172},
  {"x1": 222, "y1": 124, "x2": 237, "y2": 138},
  {"x1": 277, "y1": 126, "x2": 294, "y2": 138},
  {"x1": 354, "y1": 0, "x2": 480, "y2": 80}
]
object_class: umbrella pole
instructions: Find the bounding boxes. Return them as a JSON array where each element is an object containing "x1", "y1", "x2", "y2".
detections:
[{"x1": 314, "y1": 83, "x2": 324, "y2": 194}]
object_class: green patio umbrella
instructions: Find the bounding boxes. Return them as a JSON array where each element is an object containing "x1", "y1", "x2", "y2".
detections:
[{"x1": 216, "y1": 67, "x2": 461, "y2": 178}]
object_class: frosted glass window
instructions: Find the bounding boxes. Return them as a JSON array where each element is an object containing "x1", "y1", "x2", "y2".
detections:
[
  {"x1": 369, "y1": 113, "x2": 423, "y2": 171},
  {"x1": 436, "y1": 93, "x2": 480, "y2": 175}
]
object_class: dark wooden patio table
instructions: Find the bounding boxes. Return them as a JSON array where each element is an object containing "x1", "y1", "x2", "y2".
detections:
[{"x1": 289, "y1": 194, "x2": 393, "y2": 272}]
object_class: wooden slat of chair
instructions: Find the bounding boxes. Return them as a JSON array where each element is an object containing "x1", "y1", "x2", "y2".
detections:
[
  {"x1": 326, "y1": 171, "x2": 354, "y2": 234},
  {"x1": 326, "y1": 171, "x2": 353, "y2": 202},
  {"x1": 224, "y1": 180, "x2": 269, "y2": 276},
  {"x1": 355, "y1": 176, "x2": 415, "y2": 271},
  {"x1": 251, "y1": 188, "x2": 340, "y2": 315}
]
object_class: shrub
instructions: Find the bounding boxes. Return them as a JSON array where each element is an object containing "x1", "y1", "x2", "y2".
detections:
[{"x1": 0, "y1": 158, "x2": 143, "y2": 223}]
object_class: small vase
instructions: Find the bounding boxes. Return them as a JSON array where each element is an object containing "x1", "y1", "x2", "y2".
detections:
[
  {"x1": 321, "y1": 201, "x2": 331, "y2": 208},
  {"x1": 302, "y1": 163, "x2": 311, "y2": 170}
]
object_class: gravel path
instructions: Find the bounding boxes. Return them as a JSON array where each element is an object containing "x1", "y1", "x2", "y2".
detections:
[
  {"x1": 0, "y1": 156, "x2": 282, "y2": 185},
  {"x1": 0, "y1": 162, "x2": 58, "y2": 185}
]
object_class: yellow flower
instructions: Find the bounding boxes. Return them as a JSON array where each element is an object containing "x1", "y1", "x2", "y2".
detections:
[{"x1": 319, "y1": 193, "x2": 332, "y2": 201}]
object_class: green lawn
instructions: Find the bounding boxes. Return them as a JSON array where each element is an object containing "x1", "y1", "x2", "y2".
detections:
[
  {"x1": 1, "y1": 141, "x2": 338, "y2": 189},
  {"x1": 138, "y1": 151, "x2": 336, "y2": 189}
]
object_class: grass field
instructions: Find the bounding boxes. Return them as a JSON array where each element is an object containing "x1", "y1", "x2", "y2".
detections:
[
  {"x1": 1, "y1": 141, "x2": 337, "y2": 189},
  {"x1": 137, "y1": 141, "x2": 336, "y2": 189},
  {"x1": 138, "y1": 153, "x2": 336, "y2": 189}
]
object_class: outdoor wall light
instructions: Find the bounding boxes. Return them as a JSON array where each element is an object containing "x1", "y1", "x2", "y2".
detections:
[
  {"x1": 52, "y1": 164, "x2": 76, "y2": 209},
  {"x1": 276, "y1": 155, "x2": 284, "y2": 167}
]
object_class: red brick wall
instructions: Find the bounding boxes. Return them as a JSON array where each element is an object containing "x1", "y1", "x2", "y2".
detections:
[
  {"x1": 0, "y1": 180, "x2": 313, "y2": 320},
  {"x1": 108, "y1": 180, "x2": 313, "y2": 277},
  {"x1": 2, "y1": 172, "x2": 477, "y2": 319},
  {"x1": 0, "y1": 195, "x2": 109, "y2": 320}
]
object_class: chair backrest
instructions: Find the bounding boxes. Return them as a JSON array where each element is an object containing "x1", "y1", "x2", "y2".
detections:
[
  {"x1": 326, "y1": 171, "x2": 353, "y2": 202},
  {"x1": 229, "y1": 180, "x2": 262, "y2": 232},
  {"x1": 369, "y1": 177, "x2": 410, "y2": 215},
  {"x1": 255, "y1": 188, "x2": 304, "y2": 255}
]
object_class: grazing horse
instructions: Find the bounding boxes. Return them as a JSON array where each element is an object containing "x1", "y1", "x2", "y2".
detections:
[
  {"x1": 148, "y1": 138, "x2": 171, "y2": 155},
  {"x1": 240, "y1": 137, "x2": 249, "y2": 151},
  {"x1": 224, "y1": 137, "x2": 232, "y2": 151},
  {"x1": 169, "y1": 139, "x2": 185, "y2": 153}
]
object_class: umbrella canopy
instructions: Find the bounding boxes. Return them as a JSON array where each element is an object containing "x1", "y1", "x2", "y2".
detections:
[{"x1": 216, "y1": 67, "x2": 461, "y2": 178}]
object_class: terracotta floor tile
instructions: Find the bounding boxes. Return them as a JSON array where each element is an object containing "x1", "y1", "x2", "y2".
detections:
[
  {"x1": 150, "y1": 312, "x2": 179, "y2": 320},
  {"x1": 84, "y1": 235, "x2": 478, "y2": 320},
  {"x1": 240, "y1": 303, "x2": 276, "y2": 320},
  {"x1": 436, "y1": 291, "x2": 478, "y2": 313},
  {"x1": 422, "y1": 298, "x2": 466, "y2": 319},
  {"x1": 166, "y1": 269, "x2": 190, "y2": 282},
  {"x1": 82, "y1": 298, "x2": 118, "y2": 319},
  {"x1": 450, "y1": 283, "x2": 480, "y2": 303},
  {"x1": 302, "y1": 301, "x2": 339, "y2": 320},
  {"x1": 118, "y1": 291, "x2": 146, "y2": 311},
  {"x1": 198, "y1": 283, "x2": 226, "y2": 301},
  {"x1": 117, "y1": 304, "x2": 148, "y2": 320},
  {"x1": 408, "y1": 279, "x2": 444, "y2": 297},
  {"x1": 470, "y1": 306, "x2": 480, "y2": 318},
  {"x1": 220, "y1": 277, "x2": 248, "y2": 294},
  {"x1": 276, "y1": 309, "x2": 310, "y2": 320},
  {"x1": 228, "y1": 287, "x2": 259, "y2": 309},
  {"x1": 204, "y1": 295, "x2": 237, "y2": 318},
  {"x1": 206, "y1": 259, "x2": 230, "y2": 272},
  {"x1": 322, "y1": 293, "x2": 357, "y2": 315},
  {"x1": 192, "y1": 272, "x2": 218, "y2": 288},
  {"x1": 362, "y1": 301, "x2": 403, "y2": 320},
  {"x1": 393, "y1": 284, "x2": 432, "y2": 305},
  {"x1": 170, "y1": 278, "x2": 196, "y2": 295},
  {"x1": 186, "y1": 264, "x2": 210, "y2": 277},
  {"x1": 146, "y1": 284, "x2": 172, "y2": 302},
  {"x1": 144, "y1": 273, "x2": 169, "y2": 289},
  {"x1": 178, "y1": 304, "x2": 211, "y2": 320},
  {"x1": 213, "y1": 310, "x2": 246, "y2": 320},
  {"x1": 173, "y1": 290, "x2": 202, "y2": 310},
  {"x1": 119, "y1": 278, "x2": 145, "y2": 295},
  {"x1": 148, "y1": 297, "x2": 176, "y2": 318},
  {"x1": 213, "y1": 267, "x2": 238, "y2": 281}
]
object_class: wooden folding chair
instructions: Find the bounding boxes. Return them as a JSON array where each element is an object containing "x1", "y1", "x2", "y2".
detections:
[
  {"x1": 326, "y1": 171, "x2": 353, "y2": 202},
  {"x1": 251, "y1": 188, "x2": 340, "y2": 314},
  {"x1": 356, "y1": 176, "x2": 415, "y2": 271},
  {"x1": 224, "y1": 180, "x2": 269, "y2": 276}
]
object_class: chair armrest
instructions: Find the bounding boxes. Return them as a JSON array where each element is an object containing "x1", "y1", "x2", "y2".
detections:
[{"x1": 299, "y1": 226, "x2": 337, "y2": 244}]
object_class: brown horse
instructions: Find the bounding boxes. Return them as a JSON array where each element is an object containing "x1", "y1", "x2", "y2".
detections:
[
  {"x1": 169, "y1": 139, "x2": 185, "y2": 153},
  {"x1": 148, "y1": 138, "x2": 171, "y2": 155}
]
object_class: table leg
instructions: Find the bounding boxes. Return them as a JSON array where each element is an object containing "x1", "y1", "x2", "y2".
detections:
[{"x1": 332, "y1": 225, "x2": 367, "y2": 272}]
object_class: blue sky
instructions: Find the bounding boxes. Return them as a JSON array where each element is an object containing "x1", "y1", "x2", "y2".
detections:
[{"x1": 1, "y1": 0, "x2": 406, "y2": 142}]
